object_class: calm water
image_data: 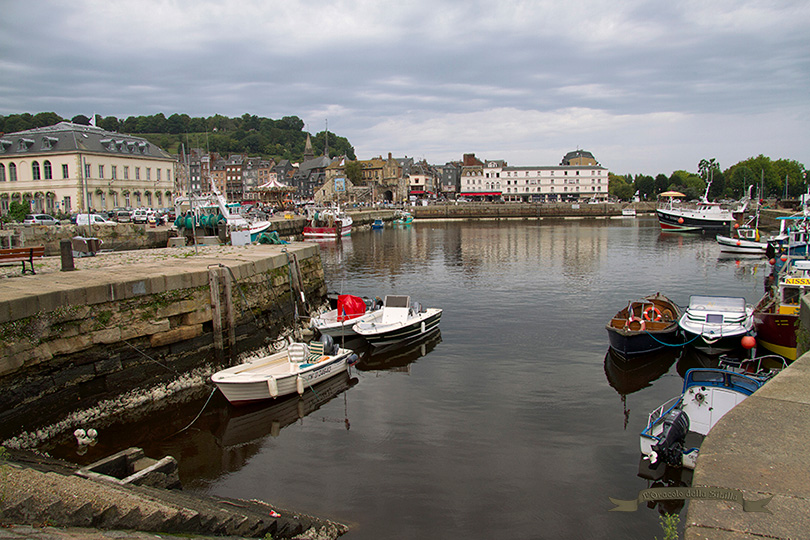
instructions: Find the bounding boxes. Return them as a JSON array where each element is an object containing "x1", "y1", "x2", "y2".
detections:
[{"x1": 49, "y1": 216, "x2": 770, "y2": 539}]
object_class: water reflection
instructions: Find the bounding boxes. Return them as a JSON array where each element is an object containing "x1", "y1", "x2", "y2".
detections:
[
  {"x1": 603, "y1": 348, "x2": 679, "y2": 431},
  {"x1": 355, "y1": 328, "x2": 442, "y2": 373}
]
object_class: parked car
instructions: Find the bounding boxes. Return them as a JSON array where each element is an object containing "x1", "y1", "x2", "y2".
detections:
[
  {"x1": 23, "y1": 213, "x2": 59, "y2": 225},
  {"x1": 131, "y1": 208, "x2": 150, "y2": 224},
  {"x1": 75, "y1": 213, "x2": 116, "y2": 226},
  {"x1": 114, "y1": 210, "x2": 132, "y2": 223}
]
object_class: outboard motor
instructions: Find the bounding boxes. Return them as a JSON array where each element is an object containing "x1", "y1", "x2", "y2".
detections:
[
  {"x1": 651, "y1": 410, "x2": 690, "y2": 468},
  {"x1": 319, "y1": 333, "x2": 337, "y2": 355}
]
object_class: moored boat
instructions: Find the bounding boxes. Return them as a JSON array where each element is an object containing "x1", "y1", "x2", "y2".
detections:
[
  {"x1": 656, "y1": 182, "x2": 747, "y2": 233},
  {"x1": 211, "y1": 337, "x2": 358, "y2": 405},
  {"x1": 372, "y1": 219, "x2": 384, "y2": 229},
  {"x1": 753, "y1": 259, "x2": 810, "y2": 360},
  {"x1": 310, "y1": 294, "x2": 383, "y2": 338},
  {"x1": 352, "y1": 295, "x2": 442, "y2": 347},
  {"x1": 678, "y1": 295, "x2": 754, "y2": 356},
  {"x1": 303, "y1": 206, "x2": 352, "y2": 239},
  {"x1": 605, "y1": 292, "x2": 682, "y2": 358},
  {"x1": 639, "y1": 365, "x2": 774, "y2": 475}
]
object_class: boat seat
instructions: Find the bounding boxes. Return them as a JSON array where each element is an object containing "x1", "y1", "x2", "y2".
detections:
[
  {"x1": 307, "y1": 340, "x2": 325, "y2": 362},
  {"x1": 288, "y1": 343, "x2": 309, "y2": 363}
]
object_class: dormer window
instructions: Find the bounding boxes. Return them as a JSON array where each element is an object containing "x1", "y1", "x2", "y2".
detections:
[
  {"x1": 0, "y1": 140, "x2": 11, "y2": 153},
  {"x1": 42, "y1": 136, "x2": 58, "y2": 150},
  {"x1": 115, "y1": 140, "x2": 125, "y2": 152},
  {"x1": 18, "y1": 138, "x2": 34, "y2": 151},
  {"x1": 100, "y1": 138, "x2": 114, "y2": 150}
]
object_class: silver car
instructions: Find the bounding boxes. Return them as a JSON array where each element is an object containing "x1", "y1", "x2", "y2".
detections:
[{"x1": 23, "y1": 213, "x2": 59, "y2": 225}]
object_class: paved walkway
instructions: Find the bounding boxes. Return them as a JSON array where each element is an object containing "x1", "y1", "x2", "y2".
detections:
[{"x1": 684, "y1": 352, "x2": 810, "y2": 539}]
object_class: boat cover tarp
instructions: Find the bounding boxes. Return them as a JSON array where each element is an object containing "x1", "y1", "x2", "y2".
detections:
[{"x1": 337, "y1": 295, "x2": 367, "y2": 322}]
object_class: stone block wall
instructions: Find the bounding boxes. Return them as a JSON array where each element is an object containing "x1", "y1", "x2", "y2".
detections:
[{"x1": 0, "y1": 247, "x2": 326, "y2": 441}]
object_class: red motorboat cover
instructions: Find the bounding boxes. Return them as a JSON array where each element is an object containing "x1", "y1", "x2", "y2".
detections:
[{"x1": 337, "y1": 295, "x2": 367, "y2": 322}]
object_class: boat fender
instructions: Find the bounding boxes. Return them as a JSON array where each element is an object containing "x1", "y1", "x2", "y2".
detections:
[
  {"x1": 643, "y1": 306, "x2": 663, "y2": 322},
  {"x1": 625, "y1": 316, "x2": 646, "y2": 332},
  {"x1": 347, "y1": 353, "x2": 359, "y2": 366},
  {"x1": 267, "y1": 377, "x2": 279, "y2": 398},
  {"x1": 296, "y1": 375, "x2": 304, "y2": 395}
]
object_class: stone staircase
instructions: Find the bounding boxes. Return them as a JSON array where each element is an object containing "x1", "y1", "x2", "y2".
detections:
[{"x1": 0, "y1": 453, "x2": 346, "y2": 539}]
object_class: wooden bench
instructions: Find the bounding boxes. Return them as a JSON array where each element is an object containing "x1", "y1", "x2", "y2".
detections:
[{"x1": 0, "y1": 246, "x2": 46, "y2": 275}]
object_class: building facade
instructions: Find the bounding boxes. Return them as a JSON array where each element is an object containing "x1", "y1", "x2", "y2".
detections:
[{"x1": 0, "y1": 122, "x2": 175, "y2": 215}]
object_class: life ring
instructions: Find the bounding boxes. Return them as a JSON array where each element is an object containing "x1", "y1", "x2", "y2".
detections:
[
  {"x1": 625, "y1": 316, "x2": 646, "y2": 332},
  {"x1": 643, "y1": 306, "x2": 663, "y2": 322}
]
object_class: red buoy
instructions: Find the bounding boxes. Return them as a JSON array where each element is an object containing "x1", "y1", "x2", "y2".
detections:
[
  {"x1": 769, "y1": 258, "x2": 776, "y2": 265},
  {"x1": 741, "y1": 336, "x2": 756, "y2": 350},
  {"x1": 734, "y1": 222, "x2": 740, "y2": 229},
  {"x1": 678, "y1": 217, "x2": 684, "y2": 224},
  {"x1": 781, "y1": 254, "x2": 788, "y2": 262}
]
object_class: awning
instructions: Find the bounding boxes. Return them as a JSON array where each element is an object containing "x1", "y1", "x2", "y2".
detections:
[
  {"x1": 460, "y1": 192, "x2": 502, "y2": 196},
  {"x1": 660, "y1": 191, "x2": 686, "y2": 197},
  {"x1": 409, "y1": 190, "x2": 434, "y2": 195}
]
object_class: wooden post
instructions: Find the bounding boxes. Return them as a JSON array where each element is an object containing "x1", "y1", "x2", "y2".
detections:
[
  {"x1": 209, "y1": 267, "x2": 223, "y2": 353},
  {"x1": 223, "y1": 267, "x2": 236, "y2": 349}
]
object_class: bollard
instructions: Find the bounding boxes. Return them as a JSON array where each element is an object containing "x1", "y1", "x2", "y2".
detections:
[{"x1": 60, "y1": 239, "x2": 75, "y2": 271}]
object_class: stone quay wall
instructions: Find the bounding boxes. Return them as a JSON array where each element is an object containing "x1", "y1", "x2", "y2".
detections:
[
  {"x1": 0, "y1": 243, "x2": 325, "y2": 441},
  {"x1": 408, "y1": 201, "x2": 654, "y2": 220}
]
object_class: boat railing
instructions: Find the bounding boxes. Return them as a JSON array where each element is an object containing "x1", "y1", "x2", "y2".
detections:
[{"x1": 641, "y1": 395, "x2": 681, "y2": 439}]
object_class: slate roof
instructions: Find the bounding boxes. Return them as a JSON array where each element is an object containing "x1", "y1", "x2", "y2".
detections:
[{"x1": 0, "y1": 122, "x2": 173, "y2": 160}]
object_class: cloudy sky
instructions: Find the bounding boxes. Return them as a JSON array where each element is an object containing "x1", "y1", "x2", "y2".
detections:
[{"x1": 1, "y1": 0, "x2": 808, "y2": 175}]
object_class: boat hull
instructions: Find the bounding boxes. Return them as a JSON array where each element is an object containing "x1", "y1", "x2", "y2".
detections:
[
  {"x1": 656, "y1": 209, "x2": 733, "y2": 233},
  {"x1": 715, "y1": 234, "x2": 767, "y2": 255},
  {"x1": 753, "y1": 308, "x2": 798, "y2": 360},
  {"x1": 606, "y1": 327, "x2": 682, "y2": 358},
  {"x1": 354, "y1": 309, "x2": 442, "y2": 347},
  {"x1": 303, "y1": 221, "x2": 352, "y2": 239}
]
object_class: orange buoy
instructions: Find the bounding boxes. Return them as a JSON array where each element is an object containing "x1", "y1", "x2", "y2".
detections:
[
  {"x1": 781, "y1": 254, "x2": 788, "y2": 262},
  {"x1": 678, "y1": 217, "x2": 684, "y2": 224},
  {"x1": 734, "y1": 222, "x2": 740, "y2": 229},
  {"x1": 769, "y1": 258, "x2": 776, "y2": 265},
  {"x1": 741, "y1": 335, "x2": 756, "y2": 349}
]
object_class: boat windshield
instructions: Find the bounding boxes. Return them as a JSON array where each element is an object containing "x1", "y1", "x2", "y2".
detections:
[{"x1": 688, "y1": 295, "x2": 746, "y2": 312}]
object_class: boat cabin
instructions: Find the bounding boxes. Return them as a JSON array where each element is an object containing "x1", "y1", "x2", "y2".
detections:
[
  {"x1": 685, "y1": 295, "x2": 748, "y2": 324},
  {"x1": 777, "y1": 260, "x2": 810, "y2": 315}
]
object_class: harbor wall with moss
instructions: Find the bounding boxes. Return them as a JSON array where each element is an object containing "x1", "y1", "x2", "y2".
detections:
[{"x1": 0, "y1": 243, "x2": 325, "y2": 441}]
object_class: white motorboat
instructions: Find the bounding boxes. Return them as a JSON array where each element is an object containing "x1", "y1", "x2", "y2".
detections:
[
  {"x1": 678, "y1": 295, "x2": 754, "y2": 355},
  {"x1": 639, "y1": 362, "x2": 779, "y2": 476},
  {"x1": 352, "y1": 295, "x2": 442, "y2": 347},
  {"x1": 310, "y1": 294, "x2": 382, "y2": 338},
  {"x1": 211, "y1": 337, "x2": 358, "y2": 405}
]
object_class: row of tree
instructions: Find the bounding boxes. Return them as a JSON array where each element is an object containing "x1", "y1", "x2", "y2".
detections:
[
  {"x1": 609, "y1": 155, "x2": 807, "y2": 201},
  {"x1": 0, "y1": 112, "x2": 356, "y2": 163}
]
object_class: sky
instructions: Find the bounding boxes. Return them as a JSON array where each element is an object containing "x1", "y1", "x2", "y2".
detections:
[{"x1": 1, "y1": 0, "x2": 808, "y2": 176}]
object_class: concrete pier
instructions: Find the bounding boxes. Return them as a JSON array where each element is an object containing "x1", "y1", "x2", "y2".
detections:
[{"x1": 685, "y1": 352, "x2": 810, "y2": 539}]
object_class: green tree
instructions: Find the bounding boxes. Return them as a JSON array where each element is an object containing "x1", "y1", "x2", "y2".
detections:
[
  {"x1": 344, "y1": 161, "x2": 363, "y2": 184},
  {"x1": 608, "y1": 173, "x2": 634, "y2": 200},
  {"x1": 8, "y1": 200, "x2": 30, "y2": 222},
  {"x1": 71, "y1": 114, "x2": 90, "y2": 125},
  {"x1": 634, "y1": 174, "x2": 654, "y2": 199},
  {"x1": 654, "y1": 173, "x2": 671, "y2": 194}
]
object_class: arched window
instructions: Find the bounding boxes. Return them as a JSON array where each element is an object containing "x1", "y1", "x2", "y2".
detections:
[
  {"x1": 9, "y1": 163, "x2": 17, "y2": 182},
  {"x1": 0, "y1": 163, "x2": 5, "y2": 182},
  {"x1": 32, "y1": 161, "x2": 41, "y2": 180},
  {"x1": 44, "y1": 160, "x2": 52, "y2": 180}
]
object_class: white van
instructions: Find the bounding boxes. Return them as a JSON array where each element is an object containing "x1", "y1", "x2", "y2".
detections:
[{"x1": 76, "y1": 213, "x2": 116, "y2": 226}]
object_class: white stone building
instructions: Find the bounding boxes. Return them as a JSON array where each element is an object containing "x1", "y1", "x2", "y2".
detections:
[{"x1": 0, "y1": 122, "x2": 175, "y2": 215}]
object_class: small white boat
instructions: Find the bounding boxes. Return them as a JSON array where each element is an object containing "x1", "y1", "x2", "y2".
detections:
[
  {"x1": 353, "y1": 295, "x2": 442, "y2": 347},
  {"x1": 678, "y1": 295, "x2": 754, "y2": 355},
  {"x1": 639, "y1": 362, "x2": 778, "y2": 475},
  {"x1": 211, "y1": 337, "x2": 358, "y2": 405},
  {"x1": 310, "y1": 294, "x2": 382, "y2": 338},
  {"x1": 303, "y1": 206, "x2": 352, "y2": 239},
  {"x1": 621, "y1": 207, "x2": 636, "y2": 217}
]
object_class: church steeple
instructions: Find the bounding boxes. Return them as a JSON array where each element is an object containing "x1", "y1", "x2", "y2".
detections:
[{"x1": 303, "y1": 133, "x2": 314, "y2": 162}]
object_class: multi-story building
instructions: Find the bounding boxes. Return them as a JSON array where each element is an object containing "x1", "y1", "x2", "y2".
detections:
[
  {"x1": 459, "y1": 150, "x2": 608, "y2": 202},
  {"x1": 0, "y1": 122, "x2": 175, "y2": 215}
]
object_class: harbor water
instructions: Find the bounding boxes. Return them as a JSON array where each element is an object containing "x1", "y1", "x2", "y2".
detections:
[{"x1": 47, "y1": 216, "x2": 770, "y2": 539}]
